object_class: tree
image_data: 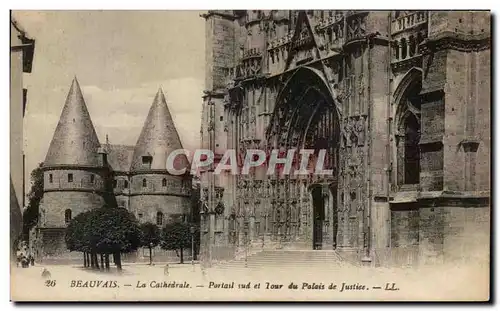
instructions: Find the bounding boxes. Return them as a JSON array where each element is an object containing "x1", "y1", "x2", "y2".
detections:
[
  {"x1": 65, "y1": 206, "x2": 141, "y2": 271},
  {"x1": 161, "y1": 221, "x2": 193, "y2": 264},
  {"x1": 22, "y1": 163, "x2": 44, "y2": 241},
  {"x1": 140, "y1": 222, "x2": 161, "y2": 265}
]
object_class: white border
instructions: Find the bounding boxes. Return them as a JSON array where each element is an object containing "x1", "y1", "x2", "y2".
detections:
[{"x1": 2, "y1": 2, "x2": 497, "y2": 310}]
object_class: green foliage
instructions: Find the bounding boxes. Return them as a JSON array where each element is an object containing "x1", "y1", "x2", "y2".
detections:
[
  {"x1": 161, "y1": 221, "x2": 194, "y2": 251},
  {"x1": 65, "y1": 211, "x2": 90, "y2": 252},
  {"x1": 22, "y1": 163, "x2": 44, "y2": 239},
  {"x1": 140, "y1": 222, "x2": 161, "y2": 248},
  {"x1": 65, "y1": 206, "x2": 141, "y2": 254}
]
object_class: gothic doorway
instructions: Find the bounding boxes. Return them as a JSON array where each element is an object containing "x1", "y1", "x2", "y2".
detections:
[
  {"x1": 266, "y1": 66, "x2": 341, "y2": 248},
  {"x1": 311, "y1": 185, "x2": 325, "y2": 250}
]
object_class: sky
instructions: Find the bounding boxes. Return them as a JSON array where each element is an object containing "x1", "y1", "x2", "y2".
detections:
[{"x1": 13, "y1": 11, "x2": 205, "y2": 191}]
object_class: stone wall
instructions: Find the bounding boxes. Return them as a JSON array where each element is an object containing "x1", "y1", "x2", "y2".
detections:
[{"x1": 39, "y1": 191, "x2": 105, "y2": 228}]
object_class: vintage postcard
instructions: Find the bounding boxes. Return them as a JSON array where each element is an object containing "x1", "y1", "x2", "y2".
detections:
[{"x1": 10, "y1": 10, "x2": 491, "y2": 301}]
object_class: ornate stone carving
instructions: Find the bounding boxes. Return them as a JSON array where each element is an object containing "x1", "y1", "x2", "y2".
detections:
[{"x1": 355, "y1": 117, "x2": 366, "y2": 144}]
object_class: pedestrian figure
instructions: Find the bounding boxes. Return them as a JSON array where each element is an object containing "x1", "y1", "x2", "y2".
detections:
[
  {"x1": 30, "y1": 255, "x2": 35, "y2": 266},
  {"x1": 41, "y1": 268, "x2": 51, "y2": 279},
  {"x1": 21, "y1": 256, "x2": 29, "y2": 268},
  {"x1": 164, "y1": 264, "x2": 169, "y2": 276}
]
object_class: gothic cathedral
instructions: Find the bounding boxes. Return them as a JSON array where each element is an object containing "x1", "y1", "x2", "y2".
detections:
[{"x1": 199, "y1": 11, "x2": 490, "y2": 266}]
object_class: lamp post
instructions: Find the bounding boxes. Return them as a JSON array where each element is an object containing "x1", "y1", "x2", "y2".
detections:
[{"x1": 190, "y1": 226, "x2": 195, "y2": 271}]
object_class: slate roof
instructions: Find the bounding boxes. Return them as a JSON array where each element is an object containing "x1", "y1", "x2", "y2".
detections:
[
  {"x1": 104, "y1": 144, "x2": 135, "y2": 172},
  {"x1": 130, "y1": 88, "x2": 189, "y2": 171},
  {"x1": 44, "y1": 77, "x2": 102, "y2": 167}
]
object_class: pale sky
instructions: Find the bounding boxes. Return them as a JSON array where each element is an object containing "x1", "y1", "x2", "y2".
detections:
[{"x1": 13, "y1": 11, "x2": 205, "y2": 191}]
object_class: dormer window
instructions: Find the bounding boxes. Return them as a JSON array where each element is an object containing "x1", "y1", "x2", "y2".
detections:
[{"x1": 142, "y1": 155, "x2": 153, "y2": 169}]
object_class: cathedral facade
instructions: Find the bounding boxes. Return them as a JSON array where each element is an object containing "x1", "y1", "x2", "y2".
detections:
[
  {"x1": 34, "y1": 78, "x2": 191, "y2": 260},
  {"x1": 199, "y1": 10, "x2": 491, "y2": 266}
]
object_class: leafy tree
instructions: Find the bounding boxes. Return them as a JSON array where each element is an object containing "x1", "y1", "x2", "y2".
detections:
[
  {"x1": 65, "y1": 206, "x2": 141, "y2": 271},
  {"x1": 22, "y1": 163, "x2": 44, "y2": 241},
  {"x1": 161, "y1": 221, "x2": 196, "y2": 264},
  {"x1": 140, "y1": 222, "x2": 161, "y2": 265}
]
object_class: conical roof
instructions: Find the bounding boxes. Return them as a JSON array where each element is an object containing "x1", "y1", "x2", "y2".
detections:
[
  {"x1": 130, "y1": 88, "x2": 189, "y2": 171},
  {"x1": 44, "y1": 77, "x2": 101, "y2": 167}
]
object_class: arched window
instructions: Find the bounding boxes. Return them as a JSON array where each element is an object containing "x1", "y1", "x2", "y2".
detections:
[
  {"x1": 90, "y1": 174, "x2": 95, "y2": 184},
  {"x1": 124, "y1": 180, "x2": 128, "y2": 189},
  {"x1": 156, "y1": 211, "x2": 164, "y2": 226},
  {"x1": 49, "y1": 174, "x2": 53, "y2": 183},
  {"x1": 162, "y1": 178, "x2": 167, "y2": 187},
  {"x1": 65, "y1": 209, "x2": 72, "y2": 224},
  {"x1": 113, "y1": 179, "x2": 117, "y2": 188},
  {"x1": 404, "y1": 113, "x2": 420, "y2": 185},
  {"x1": 68, "y1": 173, "x2": 73, "y2": 183},
  {"x1": 409, "y1": 35, "x2": 416, "y2": 57},
  {"x1": 142, "y1": 179, "x2": 147, "y2": 188},
  {"x1": 401, "y1": 38, "x2": 407, "y2": 59}
]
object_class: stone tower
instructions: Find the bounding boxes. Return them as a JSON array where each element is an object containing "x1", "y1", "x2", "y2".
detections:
[
  {"x1": 36, "y1": 77, "x2": 110, "y2": 258},
  {"x1": 129, "y1": 89, "x2": 191, "y2": 226}
]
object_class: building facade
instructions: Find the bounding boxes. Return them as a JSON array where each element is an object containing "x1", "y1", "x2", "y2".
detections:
[
  {"x1": 199, "y1": 10, "x2": 491, "y2": 266},
  {"x1": 10, "y1": 17, "x2": 35, "y2": 260},
  {"x1": 34, "y1": 78, "x2": 191, "y2": 260}
]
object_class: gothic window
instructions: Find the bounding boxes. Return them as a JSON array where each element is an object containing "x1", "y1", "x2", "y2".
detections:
[
  {"x1": 162, "y1": 178, "x2": 167, "y2": 187},
  {"x1": 65, "y1": 209, "x2": 72, "y2": 224},
  {"x1": 401, "y1": 38, "x2": 407, "y2": 59},
  {"x1": 90, "y1": 174, "x2": 95, "y2": 184},
  {"x1": 156, "y1": 211, "x2": 164, "y2": 226},
  {"x1": 68, "y1": 173, "x2": 73, "y2": 183},
  {"x1": 409, "y1": 35, "x2": 416, "y2": 57},
  {"x1": 142, "y1": 179, "x2": 147, "y2": 188},
  {"x1": 396, "y1": 75, "x2": 422, "y2": 188},
  {"x1": 49, "y1": 174, "x2": 53, "y2": 183},
  {"x1": 404, "y1": 113, "x2": 420, "y2": 185},
  {"x1": 124, "y1": 180, "x2": 128, "y2": 188}
]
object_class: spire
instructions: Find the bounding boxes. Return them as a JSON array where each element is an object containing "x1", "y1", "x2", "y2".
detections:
[
  {"x1": 44, "y1": 77, "x2": 101, "y2": 167},
  {"x1": 130, "y1": 88, "x2": 189, "y2": 171}
]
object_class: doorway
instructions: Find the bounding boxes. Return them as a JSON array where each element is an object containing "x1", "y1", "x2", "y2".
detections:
[{"x1": 311, "y1": 186, "x2": 325, "y2": 250}]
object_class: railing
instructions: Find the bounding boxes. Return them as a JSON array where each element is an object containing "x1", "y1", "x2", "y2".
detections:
[{"x1": 392, "y1": 11, "x2": 428, "y2": 34}]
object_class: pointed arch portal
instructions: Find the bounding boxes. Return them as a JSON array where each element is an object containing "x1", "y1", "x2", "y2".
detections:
[{"x1": 267, "y1": 66, "x2": 341, "y2": 249}]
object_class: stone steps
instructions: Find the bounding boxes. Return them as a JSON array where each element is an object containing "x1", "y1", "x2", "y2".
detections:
[{"x1": 213, "y1": 250, "x2": 345, "y2": 270}]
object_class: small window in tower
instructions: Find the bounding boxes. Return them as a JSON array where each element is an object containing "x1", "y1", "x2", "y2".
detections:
[
  {"x1": 49, "y1": 174, "x2": 53, "y2": 183},
  {"x1": 68, "y1": 174, "x2": 73, "y2": 183},
  {"x1": 65, "y1": 209, "x2": 72, "y2": 224},
  {"x1": 124, "y1": 180, "x2": 129, "y2": 188},
  {"x1": 142, "y1": 179, "x2": 147, "y2": 188},
  {"x1": 156, "y1": 211, "x2": 164, "y2": 226},
  {"x1": 220, "y1": 116, "x2": 223, "y2": 121},
  {"x1": 138, "y1": 213, "x2": 143, "y2": 219},
  {"x1": 90, "y1": 174, "x2": 95, "y2": 184},
  {"x1": 162, "y1": 178, "x2": 167, "y2": 187},
  {"x1": 113, "y1": 179, "x2": 117, "y2": 188}
]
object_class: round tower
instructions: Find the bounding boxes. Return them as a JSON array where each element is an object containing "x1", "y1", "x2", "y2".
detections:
[
  {"x1": 36, "y1": 78, "x2": 110, "y2": 259},
  {"x1": 129, "y1": 89, "x2": 191, "y2": 227}
]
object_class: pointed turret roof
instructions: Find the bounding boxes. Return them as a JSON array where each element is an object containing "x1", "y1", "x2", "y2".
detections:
[
  {"x1": 130, "y1": 88, "x2": 189, "y2": 171},
  {"x1": 44, "y1": 77, "x2": 102, "y2": 167}
]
